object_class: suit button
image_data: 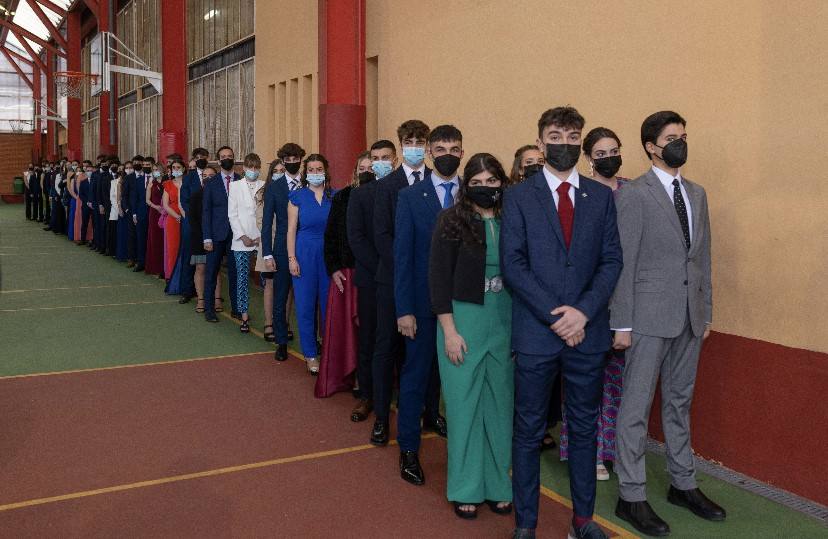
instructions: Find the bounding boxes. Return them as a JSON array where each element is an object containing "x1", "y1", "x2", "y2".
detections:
[
  {"x1": 566, "y1": 262, "x2": 573, "y2": 267},
  {"x1": 683, "y1": 280, "x2": 688, "y2": 285}
]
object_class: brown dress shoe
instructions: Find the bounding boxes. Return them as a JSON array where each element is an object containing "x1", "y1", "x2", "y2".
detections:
[{"x1": 351, "y1": 399, "x2": 373, "y2": 422}]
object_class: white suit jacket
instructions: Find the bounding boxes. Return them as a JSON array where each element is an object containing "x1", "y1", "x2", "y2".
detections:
[{"x1": 228, "y1": 179, "x2": 264, "y2": 251}]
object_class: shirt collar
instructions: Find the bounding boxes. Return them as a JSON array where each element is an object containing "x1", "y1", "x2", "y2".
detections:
[
  {"x1": 542, "y1": 165, "x2": 580, "y2": 193},
  {"x1": 431, "y1": 174, "x2": 459, "y2": 190},
  {"x1": 402, "y1": 162, "x2": 425, "y2": 179},
  {"x1": 651, "y1": 164, "x2": 683, "y2": 188},
  {"x1": 285, "y1": 172, "x2": 301, "y2": 183}
]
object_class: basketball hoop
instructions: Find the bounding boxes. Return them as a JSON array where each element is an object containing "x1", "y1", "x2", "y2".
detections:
[
  {"x1": 55, "y1": 71, "x2": 99, "y2": 99},
  {"x1": 9, "y1": 119, "x2": 32, "y2": 134}
]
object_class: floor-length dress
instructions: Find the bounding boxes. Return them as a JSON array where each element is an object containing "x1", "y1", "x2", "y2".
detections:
[
  {"x1": 163, "y1": 181, "x2": 183, "y2": 293},
  {"x1": 145, "y1": 180, "x2": 165, "y2": 276},
  {"x1": 67, "y1": 193, "x2": 76, "y2": 241}
]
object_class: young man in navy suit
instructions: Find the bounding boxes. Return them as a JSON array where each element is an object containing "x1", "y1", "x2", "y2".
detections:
[
  {"x1": 394, "y1": 125, "x2": 463, "y2": 485},
  {"x1": 202, "y1": 146, "x2": 240, "y2": 322},
  {"x1": 371, "y1": 120, "x2": 446, "y2": 447},
  {"x1": 122, "y1": 156, "x2": 141, "y2": 268},
  {"x1": 131, "y1": 156, "x2": 154, "y2": 272},
  {"x1": 502, "y1": 107, "x2": 623, "y2": 539},
  {"x1": 261, "y1": 142, "x2": 306, "y2": 360}
]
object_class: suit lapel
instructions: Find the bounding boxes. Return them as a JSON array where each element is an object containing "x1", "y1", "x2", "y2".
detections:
[
  {"x1": 685, "y1": 179, "x2": 704, "y2": 255},
  {"x1": 645, "y1": 170, "x2": 685, "y2": 245},
  {"x1": 532, "y1": 173, "x2": 566, "y2": 250},
  {"x1": 570, "y1": 176, "x2": 590, "y2": 250},
  {"x1": 420, "y1": 171, "x2": 443, "y2": 216}
]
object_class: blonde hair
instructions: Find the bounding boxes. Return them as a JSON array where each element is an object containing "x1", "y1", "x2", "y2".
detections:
[{"x1": 351, "y1": 151, "x2": 371, "y2": 188}]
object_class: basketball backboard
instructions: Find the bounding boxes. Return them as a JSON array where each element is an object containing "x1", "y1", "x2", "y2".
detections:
[{"x1": 89, "y1": 32, "x2": 106, "y2": 95}]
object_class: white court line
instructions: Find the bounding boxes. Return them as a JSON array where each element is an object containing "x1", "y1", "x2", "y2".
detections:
[
  {"x1": 0, "y1": 300, "x2": 177, "y2": 313},
  {"x1": 1, "y1": 283, "x2": 155, "y2": 294}
]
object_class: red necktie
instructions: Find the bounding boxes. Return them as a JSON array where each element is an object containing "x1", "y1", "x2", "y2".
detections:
[
  {"x1": 224, "y1": 175, "x2": 230, "y2": 193},
  {"x1": 556, "y1": 182, "x2": 574, "y2": 248}
]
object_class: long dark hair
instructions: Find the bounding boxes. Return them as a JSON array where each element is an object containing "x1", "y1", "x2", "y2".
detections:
[
  {"x1": 302, "y1": 153, "x2": 333, "y2": 199},
  {"x1": 441, "y1": 153, "x2": 507, "y2": 245},
  {"x1": 259, "y1": 158, "x2": 284, "y2": 205}
]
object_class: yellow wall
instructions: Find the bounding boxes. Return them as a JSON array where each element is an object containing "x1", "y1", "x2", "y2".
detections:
[{"x1": 255, "y1": 0, "x2": 828, "y2": 353}]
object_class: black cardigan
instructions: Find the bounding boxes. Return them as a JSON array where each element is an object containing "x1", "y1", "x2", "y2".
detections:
[
  {"x1": 428, "y1": 211, "x2": 490, "y2": 315},
  {"x1": 324, "y1": 186, "x2": 355, "y2": 276}
]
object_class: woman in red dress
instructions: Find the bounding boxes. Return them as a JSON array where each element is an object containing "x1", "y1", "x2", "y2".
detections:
[
  {"x1": 144, "y1": 162, "x2": 166, "y2": 277},
  {"x1": 162, "y1": 160, "x2": 185, "y2": 281}
]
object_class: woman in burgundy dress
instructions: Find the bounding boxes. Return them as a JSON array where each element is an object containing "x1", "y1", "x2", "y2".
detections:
[{"x1": 144, "y1": 162, "x2": 166, "y2": 277}]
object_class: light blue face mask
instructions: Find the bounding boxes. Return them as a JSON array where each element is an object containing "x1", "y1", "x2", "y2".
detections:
[
  {"x1": 306, "y1": 173, "x2": 326, "y2": 186},
  {"x1": 272, "y1": 172, "x2": 285, "y2": 181},
  {"x1": 402, "y1": 146, "x2": 425, "y2": 166},
  {"x1": 244, "y1": 169, "x2": 260, "y2": 181},
  {"x1": 371, "y1": 160, "x2": 393, "y2": 179},
  {"x1": 172, "y1": 170, "x2": 184, "y2": 178},
  {"x1": 152, "y1": 171, "x2": 162, "y2": 178}
]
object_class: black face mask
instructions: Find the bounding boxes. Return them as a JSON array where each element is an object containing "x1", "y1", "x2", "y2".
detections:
[
  {"x1": 142, "y1": 167, "x2": 152, "y2": 174},
  {"x1": 358, "y1": 171, "x2": 376, "y2": 185},
  {"x1": 592, "y1": 155, "x2": 622, "y2": 178},
  {"x1": 220, "y1": 158, "x2": 235, "y2": 171},
  {"x1": 433, "y1": 154, "x2": 461, "y2": 178},
  {"x1": 284, "y1": 161, "x2": 301, "y2": 175},
  {"x1": 195, "y1": 158, "x2": 208, "y2": 170},
  {"x1": 110, "y1": 165, "x2": 118, "y2": 173},
  {"x1": 545, "y1": 143, "x2": 581, "y2": 172},
  {"x1": 28, "y1": 167, "x2": 33, "y2": 171},
  {"x1": 656, "y1": 138, "x2": 688, "y2": 168},
  {"x1": 522, "y1": 163, "x2": 543, "y2": 179},
  {"x1": 465, "y1": 186, "x2": 502, "y2": 209}
]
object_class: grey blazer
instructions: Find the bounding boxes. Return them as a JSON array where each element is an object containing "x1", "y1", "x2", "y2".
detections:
[{"x1": 609, "y1": 169, "x2": 712, "y2": 338}]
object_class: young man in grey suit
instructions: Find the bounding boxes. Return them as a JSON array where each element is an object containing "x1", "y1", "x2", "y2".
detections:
[{"x1": 610, "y1": 111, "x2": 724, "y2": 537}]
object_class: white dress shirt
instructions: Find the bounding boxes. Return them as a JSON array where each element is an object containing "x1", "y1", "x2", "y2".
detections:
[
  {"x1": 402, "y1": 162, "x2": 426, "y2": 186},
  {"x1": 228, "y1": 178, "x2": 264, "y2": 251},
  {"x1": 285, "y1": 172, "x2": 302, "y2": 191},
  {"x1": 651, "y1": 165, "x2": 693, "y2": 242},
  {"x1": 431, "y1": 174, "x2": 459, "y2": 205},
  {"x1": 542, "y1": 165, "x2": 580, "y2": 209}
]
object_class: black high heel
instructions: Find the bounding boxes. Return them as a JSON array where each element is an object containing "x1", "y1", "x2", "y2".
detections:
[
  {"x1": 263, "y1": 324, "x2": 275, "y2": 342},
  {"x1": 240, "y1": 317, "x2": 250, "y2": 333}
]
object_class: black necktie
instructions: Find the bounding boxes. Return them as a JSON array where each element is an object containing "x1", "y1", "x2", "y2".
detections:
[
  {"x1": 672, "y1": 179, "x2": 691, "y2": 249},
  {"x1": 412, "y1": 170, "x2": 421, "y2": 183}
]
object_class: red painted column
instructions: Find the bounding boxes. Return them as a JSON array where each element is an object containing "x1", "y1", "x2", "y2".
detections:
[
  {"x1": 66, "y1": 8, "x2": 83, "y2": 161},
  {"x1": 32, "y1": 66, "x2": 42, "y2": 162},
  {"x1": 158, "y1": 0, "x2": 187, "y2": 163},
  {"x1": 97, "y1": 2, "x2": 117, "y2": 156},
  {"x1": 318, "y1": 0, "x2": 366, "y2": 188},
  {"x1": 46, "y1": 49, "x2": 57, "y2": 160}
]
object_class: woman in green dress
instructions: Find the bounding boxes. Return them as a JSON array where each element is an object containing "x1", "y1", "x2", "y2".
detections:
[{"x1": 429, "y1": 153, "x2": 513, "y2": 520}]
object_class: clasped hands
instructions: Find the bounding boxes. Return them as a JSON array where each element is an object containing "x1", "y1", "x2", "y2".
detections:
[{"x1": 550, "y1": 305, "x2": 587, "y2": 347}]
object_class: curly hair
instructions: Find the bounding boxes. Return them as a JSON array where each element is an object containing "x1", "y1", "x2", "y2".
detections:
[{"x1": 440, "y1": 153, "x2": 507, "y2": 245}]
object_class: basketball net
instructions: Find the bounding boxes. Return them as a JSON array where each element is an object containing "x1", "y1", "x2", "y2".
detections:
[{"x1": 55, "y1": 72, "x2": 99, "y2": 99}]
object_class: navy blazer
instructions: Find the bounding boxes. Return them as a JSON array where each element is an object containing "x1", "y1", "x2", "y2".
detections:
[
  {"x1": 373, "y1": 166, "x2": 431, "y2": 286},
  {"x1": 89, "y1": 170, "x2": 100, "y2": 206},
  {"x1": 260, "y1": 176, "x2": 290, "y2": 259},
  {"x1": 180, "y1": 169, "x2": 202, "y2": 215},
  {"x1": 130, "y1": 174, "x2": 149, "y2": 220},
  {"x1": 500, "y1": 171, "x2": 623, "y2": 356},
  {"x1": 201, "y1": 172, "x2": 240, "y2": 243},
  {"x1": 346, "y1": 179, "x2": 380, "y2": 288},
  {"x1": 121, "y1": 172, "x2": 136, "y2": 214},
  {"x1": 393, "y1": 170, "x2": 444, "y2": 319},
  {"x1": 27, "y1": 172, "x2": 40, "y2": 194}
]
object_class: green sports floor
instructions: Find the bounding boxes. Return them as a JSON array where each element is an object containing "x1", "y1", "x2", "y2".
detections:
[{"x1": 1, "y1": 201, "x2": 824, "y2": 538}]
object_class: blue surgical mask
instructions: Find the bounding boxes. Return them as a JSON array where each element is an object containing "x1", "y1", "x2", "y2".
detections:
[
  {"x1": 271, "y1": 172, "x2": 285, "y2": 181},
  {"x1": 402, "y1": 146, "x2": 425, "y2": 166},
  {"x1": 306, "y1": 173, "x2": 326, "y2": 186},
  {"x1": 244, "y1": 169, "x2": 260, "y2": 181},
  {"x1": 152, "y1": 171, "x2": 162, "y2": 179},
  {"x1": 371, "y1": 160, "x2": 394, "y2": 179},
  {"x1": 172, "y1": 170, "x2": 184, "y2": 178}
]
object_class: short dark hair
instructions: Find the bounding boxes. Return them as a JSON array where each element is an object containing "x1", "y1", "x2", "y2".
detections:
[
  {"x1": 96, "y1": 154, "x2": 106, "y2": 161},
  {"x1": 640, "y1": 111, "x2": 686, "y2": 160},
  {"x1": 132, "y1": 154, "x2": 144, "y2": 163},
  {"x1": 216, "y1": 146, "x2": 234, "y2": 158},
  {"x1": 396, "y1": 120, "x2": 430, "y2": 144},
  {"x1": 143, "y1": 156, "x2": 156, "y2": 164},
  {"x1": 427, "y1": 124, "x2": 462, "y2": 146},
  {"x1": 370, "y1": 139, "x2": 397, "y2": 153},
  {"x1": 583, "y1": 127, "x2": 621, "y2": 157},
  {"x1": 82, "y1": 160, "x2": 93, "y2": 166},
  {"x1": 166, "y1": 153, "x2": 183, "y2": 161},
  {"x1": 277, "y1": 143, "x2": 306, "y2": 160},
  {"x1": 537, "y1": 106, "x2": 585, "y2": 137},
  {"x1": 191, "y1": 147, "x2": 209, "y2": 159}
]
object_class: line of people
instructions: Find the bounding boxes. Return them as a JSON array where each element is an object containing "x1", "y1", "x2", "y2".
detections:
[{"x1": 25, "y1": 105, "x2": 722, "y2": 539}]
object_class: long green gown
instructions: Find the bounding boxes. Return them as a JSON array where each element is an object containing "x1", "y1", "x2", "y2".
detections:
[{"x1": 437, "y1": 216, "x2": 514, "y2": 503}]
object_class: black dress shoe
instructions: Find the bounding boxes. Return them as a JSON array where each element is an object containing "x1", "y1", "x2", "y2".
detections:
[
  {"x1": 133, "y1": 265, "x2": 145, "y2": 272},
  {"x1": 615, "y1": 499, "x2": 670, "y2": 536},
  {"x1": 275, "y1": 344, "x2": 288, "y2": 361},
  {"x1": 205, "y1": 311, "x2": 219, "y2": 323},
  {"x1": 512, "y1": 528, "x2": 536, "y2": 539},
  {"x1": 370, "y1": 419, "x2": 389, "y2": 446},
  {"x1": 667, "y1": 486, "x2": 726, "y2": 521},
  {"x1": 399, "y1": 450, "x2": 424, "y2": 485},
  {"x1": 423, "y1": 414, "x2": 448, "y2": 438}
]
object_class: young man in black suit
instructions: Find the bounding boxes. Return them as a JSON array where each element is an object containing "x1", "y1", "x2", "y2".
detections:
[
  {"x1": 370, "y1": 120, "x2": 447, "y2": 448},
  {"x1": 346, "y1": 139, "x2": 398, "y2": 423}
]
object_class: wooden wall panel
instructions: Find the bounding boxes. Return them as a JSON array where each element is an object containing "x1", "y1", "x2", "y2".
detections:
[
  {"x1": 226, "y1": 64, "x2": 240, "y2": 153},
  {"x1": 240, "y1": 61, "x2": 255, "y2": 156}
]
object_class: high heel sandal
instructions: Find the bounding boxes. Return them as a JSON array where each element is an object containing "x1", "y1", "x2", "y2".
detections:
[
  {"x1": 306, "y1": 358, "x2": 320, "y2": 375},
  {"x1": 240, "y1": 317, "x2": 250, "y2": 333},
  {"x1": 453, "y1": 502, "x2": 479, "y2": 520},
  {"x1": 485, "y1": 500, "x2": 513, "y2": 515},
  {"x1": 195, "y1": 297, "x2": 205, "y2": 313},
  {"x1": 263, "y1": 324, "x2": 275, "y2": 342},
  {"x1": 215, "y1": 297, "x2": 224, "y2": 312}
]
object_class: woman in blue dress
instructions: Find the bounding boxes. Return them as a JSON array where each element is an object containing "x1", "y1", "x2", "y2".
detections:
[{"x1": 287, "y1": 153, "x2": 336, "y2": 375}]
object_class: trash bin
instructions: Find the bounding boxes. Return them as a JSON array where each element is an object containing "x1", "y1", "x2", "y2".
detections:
[{"x1": 13, "y1": 176, "x2": 24, "y2": 194}]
